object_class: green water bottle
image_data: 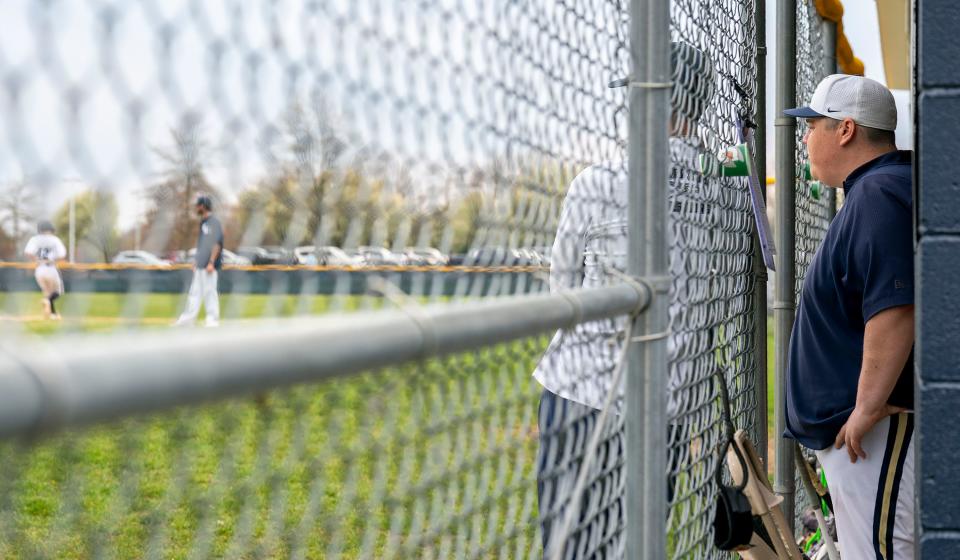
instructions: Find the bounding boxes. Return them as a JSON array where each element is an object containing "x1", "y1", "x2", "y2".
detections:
[
  {"x1": 809, "y1": 181, "x2": 822, "y2": 200},
  {"x1": 698, "y1": 144, "x2": 750, "y2": 177},
  {"x1": 802, "y1": 163, "x2": 822, "y2": 199}
]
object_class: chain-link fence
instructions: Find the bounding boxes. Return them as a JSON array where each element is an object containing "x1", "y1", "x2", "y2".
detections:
[
  {"x1": 664, "y1": 0, "x2": 760, "y2": 557},
  {"x1": 0, "y1": 0, "x2": 776, "y2": 558},
  {"x1": 791, "y1": 0, "x2": 836, "y2": 548},
  {"x1": 794, "y1": 0, "x2": 833, "y2": 299},
  {"x1": 0, "y1": 341, "x2": 550, "y2": 559}
]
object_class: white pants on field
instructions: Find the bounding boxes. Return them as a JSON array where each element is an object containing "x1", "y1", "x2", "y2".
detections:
[
  {"x1": 177, "y1": 269, "x2": 220, "y2": 326},
  {"x1": 814, "y1": 412, "x2": 915, "y2": 560},
  {"x1": 34, "y1": 264, "x2": 63, "y2": 297}
]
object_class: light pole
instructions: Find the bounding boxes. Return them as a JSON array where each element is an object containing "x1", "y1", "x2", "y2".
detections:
[
  {"x1": 69, "y1": 195, "x2": 75, "y2": 263},
  {"x1": 61, "y1": 177, "x2": 83, "y2": 263}
]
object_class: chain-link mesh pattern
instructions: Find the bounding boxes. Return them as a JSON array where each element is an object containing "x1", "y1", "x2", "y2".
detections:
[
  {"x1": 793, "y1": 0, "x2": 834, "y2": 541},
  {"x1": 0, "y1": 337, "x2": 550, "y2": 559},
  {"x1": 532, "y1": 2, "x2": 763, "y2": 556},
  {"x1": 0, "y1": 0, "x2": 637, "y2": 323},
  {"x1": 665, "y1": 1, "x2": 760, "y2": 557},
  {"x1": 0, "y1": 0, "x2": 768, "y2": 558},
  {"x1": 794, "y1": 0, "x2": 832, "y2": 302},
  {"x1": 0, "y1": 1, "x2": 633, "y2": 558}
]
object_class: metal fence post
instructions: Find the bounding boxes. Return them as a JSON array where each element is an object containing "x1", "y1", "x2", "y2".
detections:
[
  {"x1": 753, "y1": 0, "x2": 769, "y2": 468},
  {"x1": 822, "y1": 18, "x2": 839, "y2": 220},
  {"x1": 626, "y1": 0, "x2": 670, "y2": 557},
  {"x1": 775, "y1": 0, "x2": 798, "y2": 523}
]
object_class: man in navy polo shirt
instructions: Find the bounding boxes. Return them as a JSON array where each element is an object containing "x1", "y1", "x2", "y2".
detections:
[{"x1": 784, "y1": 74, "x2": 914, "y2": 559}]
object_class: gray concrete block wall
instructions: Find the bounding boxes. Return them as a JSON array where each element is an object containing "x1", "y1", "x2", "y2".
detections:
[{"x1": 917, "y1": 0, "x2": 960, "y2": 555}]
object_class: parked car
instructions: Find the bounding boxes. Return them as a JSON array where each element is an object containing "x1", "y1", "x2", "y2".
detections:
[
  {"x1": 112, "y1": 250, "x2": 170, "y2": 266},
  {"x1": 341, "y1": 248, "x2": 366, "y2": 265},
  {"x1": 317, "y1": 246, "x2": 364, "y2": 266},
  {"x1": 262, "y1": 245, "x2": 298, "y2": 265},
  {"x1": 187, "y1": 248, "x2": 252, "y2": 266},
  {"x1": 294, "y1": 245, "x2": 317, "y2": 265},
  {"x1": 221, "y1": 249, "x2": 252, "y2": 266},
  {"x1": 237, "y1": 246, "x2": 276, "y2": 265},
  {"x1": 294, "y1": 245, "x2": 366, "y2": 266},
  {"x1": 357, "y1": 246, "x2": 405, "y2": 266},
  {"x1": 403, "y1": 247, "x2": 448, "y2": 266}
]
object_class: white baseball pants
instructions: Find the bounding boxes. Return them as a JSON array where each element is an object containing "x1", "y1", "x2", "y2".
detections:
[{"x1": 176, "y1": 269, "x2": 220, "y2": 326}]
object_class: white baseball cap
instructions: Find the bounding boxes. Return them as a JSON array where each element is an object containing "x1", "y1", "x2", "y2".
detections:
[{"x1": 784, "y1": 74, "x2": 897, "y2": 131}]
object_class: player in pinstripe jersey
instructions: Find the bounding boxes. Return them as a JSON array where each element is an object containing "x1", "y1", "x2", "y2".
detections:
[
  {"x1": 533, "y1": 41, "x2": 716, "y2": 559},
  {"x1": 23, "y1": 220, "x2": 68, "y2": 320}
]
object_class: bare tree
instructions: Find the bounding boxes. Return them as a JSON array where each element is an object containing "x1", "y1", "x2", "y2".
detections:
[
  {"x1": 286, "y1": 102, "x2": 317, "y2": 175},
  {"x1": 0, "y1": 180, "x2": 38, "y2": 259},
  {"x1": 145, "y1": 113, "x2": 219, "y2": 253},
  {"x1": 308, "y1": 90, "x2": 346, "y2": 169}
]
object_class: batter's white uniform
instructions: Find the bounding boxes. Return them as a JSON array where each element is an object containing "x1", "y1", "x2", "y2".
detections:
[
  {"x1": 23, "y1": 233, "x2": 67, "y2": 296},
  {"x1": 532, "y1": 138, "x2": 702, "y2": 413}
]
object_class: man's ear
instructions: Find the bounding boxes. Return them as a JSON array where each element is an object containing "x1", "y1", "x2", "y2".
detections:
[{"x1": 837, "y1": 118, "x2": 857, "y2": 147}]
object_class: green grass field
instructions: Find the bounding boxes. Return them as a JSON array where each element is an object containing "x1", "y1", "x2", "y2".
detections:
[
  {"x1": 0, "y1": 292, "x2": 374, "y2": 335},
  {"x1": 0, "y1": 292, "x2": 546, "y2": 559},
  {"x1": 0, "y1": 292, "x2": 779, "y2": 558}
]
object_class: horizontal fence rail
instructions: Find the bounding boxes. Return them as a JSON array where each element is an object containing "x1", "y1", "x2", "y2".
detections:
[{"x1": 0, "y1": 283, "x2": 647, "y2": 441}]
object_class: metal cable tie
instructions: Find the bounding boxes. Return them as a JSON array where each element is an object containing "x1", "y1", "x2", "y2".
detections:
[
  {"x1": 646, "y1": 274, "x2": 672, "y2": 294},
  {"x1": 557, "y1": 290, "x2": 585, "y2": 328},
  {"x1": 367, "y1": 277, "x2": 439, "y2": 357},
  {"x1": 629, "y1": 80, "x2": 672, "y2": 89},
  {"x1": 405, "y1": 306, "x2": 439, "y2": 359},
  {"x1": 600, "y1": 268, "x2": 669, "y2": 341},
  {"x1": 631, "y1": 330, "x2": 670, "y2": 343},
  {"x1": 602, "y1": 266, "x2": 660, "y2": 315},
  {"x1": 772, "y1": 300, "x2": 796, "y2": 310}
]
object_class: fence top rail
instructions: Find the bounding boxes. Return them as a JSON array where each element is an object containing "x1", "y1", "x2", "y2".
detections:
[{"x1": 0, "y1": 282, "x2": 648, "y2": 442}]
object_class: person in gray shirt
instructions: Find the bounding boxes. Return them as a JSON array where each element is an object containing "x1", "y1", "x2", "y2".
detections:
[{"x1": 174, "y1": 194, "x2": 223, "y2": 327}]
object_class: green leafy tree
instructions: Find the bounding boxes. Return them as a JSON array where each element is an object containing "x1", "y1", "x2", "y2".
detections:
[{"x1": 53, "y1": 189, "x2": 119, "y2": 262}]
